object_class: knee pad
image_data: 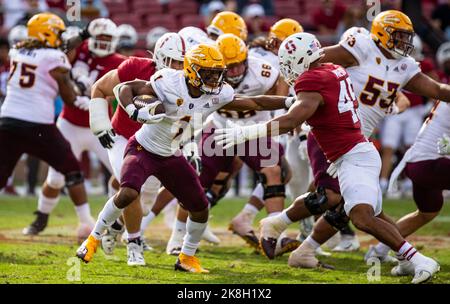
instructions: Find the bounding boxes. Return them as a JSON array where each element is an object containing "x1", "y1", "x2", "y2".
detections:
[
  {"x1": 64, "y1": 171, "x2": 84, "y2": 187},
  {"x1": 257, "y1": 172, "x2": 286, "y2": 200},
  {"x1": 323, "y1": 203, "x2": 350, "y2": 231},
  {"x1": 304, "y1": 186, "x2": 328, "y2": 215},
  {"x1": 47, "y1": 170, "x2": 66, "y2": 189}
]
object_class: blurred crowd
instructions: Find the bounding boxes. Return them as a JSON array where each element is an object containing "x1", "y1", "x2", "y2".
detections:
[{"x1": 0, "y1": 0, "x2": 449, "y2": 198}]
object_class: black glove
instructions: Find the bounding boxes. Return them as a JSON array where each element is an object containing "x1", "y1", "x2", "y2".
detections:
[
  {"x1": 96, "y1": 129, "x2": 116, "y2": 149},
  {"x1": 79, "y1": 21, "x2": 91, "y2": 40}
]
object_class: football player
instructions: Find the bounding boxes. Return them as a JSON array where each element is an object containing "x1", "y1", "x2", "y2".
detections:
[
  {"x1": 215, "y1": 32, "x2": 440, "y2": 284},
  {"x1": 0, "y1": 14, "x2": 90, "y2": 232},
  {"x1": 89, "y1": 32, "x2": 185, "y2": 265},
  {"x1": 76, "y1": 43, "x2": 294, "y2": 273},
  {"x1": 23, "y1": 18, "x2": 126, "y2": 241},
  {"x1": 206, "y1": 11, "x2": 248, "y2": 42},
  {"x1": 372, "y1": 100, "x2": 450, "y2": 277}
]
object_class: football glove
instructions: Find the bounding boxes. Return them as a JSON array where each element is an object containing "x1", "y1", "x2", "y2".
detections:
[
  {"x1": 96, "y1": 129, "x2": 116, "y2": 149},
  {"x1": 214, "y1": 123, "x2": 267, "y2": 149},
  {"x1": 437, "y1": 133, "x2": 450, "y2": 155},
  {"x1": 326, "y1": 162, "x2": 338, "y2": 179},
  {"x1": 126, "y1": 104, "x2": 166, "y2": 124},
  {"x1": 74, "y1": 96, "x2": 90, "y2": 111}
]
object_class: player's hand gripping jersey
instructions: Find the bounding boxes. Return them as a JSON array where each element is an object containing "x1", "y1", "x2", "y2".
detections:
[
  {"x1": 1, "y1": 47, "x2": 71, "y2": 124},
  {"x1": 135, "y1": 68, "x2": 234, "y2": 157},
  {"x1": 340, "y1": 29, "x2": 421, "y2": 137},
  {"x1": 213, "y1": 56, "x2": 278, "y2": 126}
]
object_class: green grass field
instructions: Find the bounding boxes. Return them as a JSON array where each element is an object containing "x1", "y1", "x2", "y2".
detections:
[{"x1": 0, "y1": 195, "x2": 449, "y2": 284}]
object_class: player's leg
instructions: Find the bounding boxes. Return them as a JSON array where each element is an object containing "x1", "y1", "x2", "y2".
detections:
[
  {"x1": 76, "y1": 137, "x2": 152, "y2": 264},
  {"x1": 379, "y1": 115, "x2": 402, "y2": 195},
  {"x1": 340, "y1": 145, "x2": 439, "y2": 283},
  {"x1": 167, "y1": 204, "x2": 189, "y2": 255},
  {"x1": 156, "y1": 155, "x2": 210, "y2": 273},
  {"x1": 0, "y1": 129, "x2": 24, "y2": 190}
]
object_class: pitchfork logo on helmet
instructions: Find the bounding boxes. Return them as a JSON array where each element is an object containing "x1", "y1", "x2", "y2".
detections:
[
  {"x1": 87, "y1": 18, "x2": 118, "y2": 57},
  {"x1": 278, "y1": 33, "x2": 324, "y2": 86},
  {"x1": 184, "y1": 44, "x2": 226, "y2": 95}
]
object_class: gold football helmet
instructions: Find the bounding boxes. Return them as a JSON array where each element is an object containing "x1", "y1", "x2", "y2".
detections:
[
  {"x1": 269, "y1": 18, "x2": 303, "y2": 41},
  {"x1": 216, "y1": 33, "x2": 248, "y2": 86},
  {"x1": 27, "y1": 13, "x2": 66, "y2": 48},
  {"x1": 371, "y1": 10, "x2": 414, "y2": 57},
  {"x1": 207, "y1": 11, "x2": 248, "y2": 41},
  {"x1": 184, "y1": 44, "x2": 226, "y2": 94}
]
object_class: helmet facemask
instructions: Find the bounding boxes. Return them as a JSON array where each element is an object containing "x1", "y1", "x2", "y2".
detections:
[
  {"x1": 279, "y1": 59, "x2": 300, "y2": 87},
  {"x1": 386, "y1": 28, "x2": 415, "y2": 58},
  {"x1": 89, "y1": 34, "x2": 117, "y2": 57},
  {"x1": 225, "y1": 60, "x2": 247, "y2": 86},
  {"x1": 191, "y1": 64, "x2": 226, "y2": 95}
]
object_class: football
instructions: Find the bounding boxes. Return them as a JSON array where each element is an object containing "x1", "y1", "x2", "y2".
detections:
[{"x1": 132, "y1": 94, "x2": 165, "y2": 114}]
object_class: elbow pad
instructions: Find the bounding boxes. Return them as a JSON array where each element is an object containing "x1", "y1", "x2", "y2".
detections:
[{"x1": 89, "y1": 98, "x2": 112, "y2": 134}]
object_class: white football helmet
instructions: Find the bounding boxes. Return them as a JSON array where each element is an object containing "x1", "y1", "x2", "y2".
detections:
[
  {"x1": 178, "y1": 26, "x2": 214, "y2": 50},
  {"x1": 117, "y1": 24, "x2": 138, "y2": 48},
  {"x1": 87, "y1": 18, "x2": 118, "y2": 57},
  {"x1": 278, "y1": 33, "x2": 325, "y2": 86},
  {"x1": 8, "y1": 25, "x2": 28, "y2": 46},
  {"x1": 436, "y1": 42, "x2": 450, "y2": 68},
  {"x1": 153, "y1": 32, "x2": 186, "y2": 70},
  {"x1": 146, "y1": 26, "x2": 169, "y2": 51}
]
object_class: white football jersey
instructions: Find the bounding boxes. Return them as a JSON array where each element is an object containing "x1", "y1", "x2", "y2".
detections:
[
  {"x1": 135, "y1": 69, "x2": 234, "y2": 156},
  {"x1": 212, "y1": 56, "x2": 279, "y2": 128},
  {"x1": 340, "y1": 28, "x2": 421, "y2": 137},
  {"x1": 249, "y1": 46, "x2": 279, "y2": 69},
  {"x1": 408, "y1": 101, "x2": 450, "y2": 162},
  {"x1": 1, "y1": 47, "x2": 71, "y2": 124}
]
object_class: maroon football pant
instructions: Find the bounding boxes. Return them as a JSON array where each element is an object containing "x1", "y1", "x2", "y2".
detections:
[{"x1": 0, "y1": 123, "x2": 81, "y2": 189}]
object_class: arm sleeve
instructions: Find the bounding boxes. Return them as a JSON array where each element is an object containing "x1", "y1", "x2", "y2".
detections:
[{"x1": 339, "y1": 30, "x2": 370, "y2": 65}]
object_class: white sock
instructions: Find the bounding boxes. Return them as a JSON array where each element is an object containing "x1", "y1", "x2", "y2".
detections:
[
  {"x1": 375, "y1": 242, "x2": 391, "y2": 256},
  {"x1": 140, "y1": 211, "x2": 156, "y2": 234},
  {"x1": 128, "y1": 231, "x2": 140, "y2": 240},
  {"x1": 243, "y1": 203, "x2": 259, "y2": 215},
  {"x1": 181, "y1": 218, "x2": 207, "y2": 256},
  {"x1": 173, "y1": 219, "x2": 187, "y2": 233},
  {"x1": 37, "y1": 193, "x2": 59, "y2": 214},
  {"x1": 91, "y1": 197, "x2": 122, "y2": 240},
  {"x1": 268, "y1": 211, "x2": 281, "y2": 217},
  {"x1": 75, "y1": 203, "x2": 92, "y2": 224},
  {"x1": 280, "y1": 211, "x2": 293, "y2": 225},
  {"x1": 396, "y1": 241, "x2": 426, "y2": 266},
  {"x1": 251, "y1": 183, "x2": 264, "y2": 201},
  {"x1": 304, "y1": 235, "x2": 321, "y2": 250}
]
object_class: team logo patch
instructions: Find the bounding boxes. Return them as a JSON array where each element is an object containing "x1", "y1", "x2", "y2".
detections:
[
  {"x1": 177, "y1": 98, "x2": 184, "y2": 106},
  {"x1": 376, "y1": 57, "x2": 381, "y2": 65},
  {"x1": 401, "y1": 63, "x2": 407, "y2": 71},
  {"x1": 189, "y1": 103, "x2": 194, "y2": 109}
]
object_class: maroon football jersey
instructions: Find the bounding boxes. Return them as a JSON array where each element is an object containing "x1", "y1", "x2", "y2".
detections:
[
  {"x1": 60, "y1": 41, "x2": 126, "y2": 127},
  {"x1": 294, "y1": 63, "x2": 366, "y2": 162},
  {"x1": 112, "y1": 56, "x2": 157, "y2": 139}
]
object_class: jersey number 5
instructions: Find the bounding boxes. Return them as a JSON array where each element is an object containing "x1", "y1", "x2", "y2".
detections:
[
  {"x1": 338, "y1": 77, "x2": 360, "y2": 124},
  {"x1": 359, "y1": 75, "x2": 400, "y2": 108},
  {"x1": 8, "y1": 61, "x2": 37, "y2": 88}
]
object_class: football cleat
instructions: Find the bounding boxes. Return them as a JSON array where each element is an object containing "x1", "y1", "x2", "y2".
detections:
[
  {"x1": 127, "y1": 241, "x2": 146, "y2": 266},
  {"x1": 166, "y1": 228, "x2": 184, "y2": 256},
  {"x1": 101, "y1": 226, "x2": 123, "y2": 255},
  {"x1": 274, "y1": 233, "x2": 301, "y2": 257},
  {"x1": 141, "y1": 238, "x2": 154, "y2": 252},
  {"x1": 332, "y1": 235, "x2": 360, "y2": 252},
  {"x1": 364, "y1": 245, "x2": 398, "y2": 264},
  {"x1": 411, "y1": 258, "x2": 440, "y2": 284},
  {"x1": 391, "y1": 260, "x2": 415, "y2": 277},
  {"x1": 22, "y1": 211, "x2": 49, "y2": 236},
  {"x1": 76, "y1": 235, "x2": 100, "y2": 263},
  {"x1": 229, "y1": 212, "x2": 259, "y2": 250},
  {"x1": 259, "y1": 216, "x2": 288, "y2": 259},
  {"x1": 315, "y1": 247, "x2": 332, "y2": 257},
  {"x1": 288, "y1": 242, "x2": 335, "y2": 269},
  {"x1": 174, "y1": 253, "x2": 209, "y2": 273},
  {"x1": 202, "y1": 225, "x2": 221, "y2": 244}
]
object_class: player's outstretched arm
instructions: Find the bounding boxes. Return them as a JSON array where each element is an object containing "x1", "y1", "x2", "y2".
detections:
[
  {"x1": 405, "y1": 72, "x2": 450, "y2": 103},
  {"x1": 214, "y1": 92, "x2": 321, "y2": 149},
  {"x1": 222, "y1": 94, "x2": 293, "y2": 111}
]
